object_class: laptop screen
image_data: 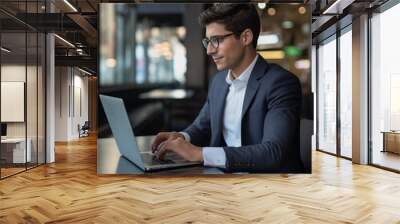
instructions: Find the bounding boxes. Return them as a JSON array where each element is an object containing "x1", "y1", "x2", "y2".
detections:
[{"x1": 99, "y1": 94, "x2": 145, "y2": 169}]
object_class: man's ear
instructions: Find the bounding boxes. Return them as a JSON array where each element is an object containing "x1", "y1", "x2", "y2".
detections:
[{"x1": 241, "y1": 29, "x2": 254, "y2": 47}]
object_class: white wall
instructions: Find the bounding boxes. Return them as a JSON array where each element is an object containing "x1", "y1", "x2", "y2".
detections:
[
  {"x1": 55, "y1": 67, "x2": 89, "y2": 141},
  {"x1": 1, "y1": 82, "x2": 25, "y2": 122},
  {"x1": 74, "y1": 73, "x2": 89, "y2": 135},
  {"x1": 1, "y1": 65, "x2": 40, "y2": 138},
  {"x1": 1, "y1": 64, "x2": 46, "y2": 163},
  {"x1": 1, "y1": 65, "x2": 26, "y2": 81},
  {"x1": 55, "y1": 67, "x2": 69, "y2": 141},
  {"x1": 1, "y1": 66, "x2": 26, "y2": 128}
]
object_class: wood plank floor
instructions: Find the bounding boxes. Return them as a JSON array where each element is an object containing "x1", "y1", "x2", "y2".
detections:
[
  {"x1": 372, "y1": 151, "x2": 400, "y2": 171},
  {"x1": 1, "y1": 167, "x2": 26, "y2": 178},
  {"x1": 1, "y1": 135, "x2": 400, "y2": 223}
]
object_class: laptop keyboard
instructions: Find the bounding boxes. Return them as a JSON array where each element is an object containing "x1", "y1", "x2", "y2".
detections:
[{"x1": 142, "y1": 153, "x2": 176, "y2": 165}]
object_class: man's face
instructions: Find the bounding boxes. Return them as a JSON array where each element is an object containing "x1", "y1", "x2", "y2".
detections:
[{"x1": 205, "y1": 22, "x2": 245, "y2": 71}]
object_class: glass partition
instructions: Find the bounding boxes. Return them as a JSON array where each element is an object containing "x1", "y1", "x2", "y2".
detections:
[
  {"x1": 370, "y1": 3, "x2": 400, "y2": 171},
  {"x1": 339, "y1": 27, "x2": 352, "y2": 158},
  {"x1": 27, "y1": 30, "x2": 38, "y2": 169},
  {"x1": 317, "y1": 36, "x2": 337, "y2": 155},
  {"x1": 1, "y1": 30, "x2": 28, "y2": 177},
  {"x1": 38, "y1": 32, "x2": 45, "y2": 165},
  {"x1": 0, "y1": 1, "x2": 46, "y2": 179}
]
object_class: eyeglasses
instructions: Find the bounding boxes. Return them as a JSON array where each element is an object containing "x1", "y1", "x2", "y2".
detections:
[{"x1": 202, "y1": 33, "x2": 234, "y2": 49}]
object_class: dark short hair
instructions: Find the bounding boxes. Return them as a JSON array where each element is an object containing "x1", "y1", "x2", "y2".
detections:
[{"x1": 198, "y1": 3, "x2": 260, "y2": 49}]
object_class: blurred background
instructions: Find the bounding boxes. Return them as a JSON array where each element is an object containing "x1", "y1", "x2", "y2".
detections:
[{"x1": 98, "y1": 3, "x2": 312, "y2": 138}]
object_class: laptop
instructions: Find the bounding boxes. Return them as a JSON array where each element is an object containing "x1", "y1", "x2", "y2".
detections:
[{"x1": 99, "y1": 94, "x2": 201, "y2": 172}]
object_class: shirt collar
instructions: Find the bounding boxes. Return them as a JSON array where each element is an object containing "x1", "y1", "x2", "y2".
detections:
[{"x1": 225, "y1": 54, "x2": 259, "y2": 85}]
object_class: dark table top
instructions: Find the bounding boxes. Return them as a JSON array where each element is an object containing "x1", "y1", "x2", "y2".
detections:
[{"x1": 97, "y1": 137, "x2": 225, "y2": 175}]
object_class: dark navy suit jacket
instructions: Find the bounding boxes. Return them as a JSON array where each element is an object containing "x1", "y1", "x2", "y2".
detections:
[{"x1": 184, "y1": 56, "x2": 304, "y2": 173}]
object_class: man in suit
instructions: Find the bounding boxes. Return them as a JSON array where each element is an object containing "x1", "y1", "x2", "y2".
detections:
[{"x1": 151, "y1": 3, "x2": 304, "y2": 173}]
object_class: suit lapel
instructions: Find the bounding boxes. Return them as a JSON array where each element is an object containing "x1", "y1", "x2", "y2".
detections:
[
  {"x1": 214, "y1": 79, "x2": 229, "y2": 141},
  {"x1": 241, "y1": 56, "x2": 269, "y2": 119}
]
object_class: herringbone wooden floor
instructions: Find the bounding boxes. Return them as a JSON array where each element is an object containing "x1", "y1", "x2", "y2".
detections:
[{"x1": 1, "y1": 135, "x2": 400, "y2": 223}]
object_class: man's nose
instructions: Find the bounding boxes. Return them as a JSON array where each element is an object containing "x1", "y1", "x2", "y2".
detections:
[{"x1": 206, "y1": 43, "x2": 217, "y2": 55}]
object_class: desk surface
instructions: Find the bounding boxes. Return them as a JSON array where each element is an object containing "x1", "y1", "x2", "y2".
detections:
[
  {"x1": 1, "y1": 137, "x2": 28, "y2": 143},
  {"x1": 381, "y1": 131, "x2": 400, "y2": 134},
  {"x1": 97, "y1": 137, "x2": 225, "y2": 175}
]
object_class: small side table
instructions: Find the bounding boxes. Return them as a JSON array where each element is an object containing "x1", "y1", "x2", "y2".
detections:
[{"x1": 381, "y1": 131, "x2": 400, "y2": 154}]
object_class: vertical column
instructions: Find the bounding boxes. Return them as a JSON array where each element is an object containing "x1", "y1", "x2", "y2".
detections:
[
  {"x1": 336, "y1": 29, "x2": 341, "y2": 157},
  {"x1": 46, "y1": 33, "x2": 55, "y2": 163},
  {"x1": 46, "y1": 1, "x2": 55, "y2": 163},
  {"x1": 352, "y1": 14, "x2": 369, "y2": 164},
  {"x1": 88, "y1": 76, "x2": 97, "y2": 131}
]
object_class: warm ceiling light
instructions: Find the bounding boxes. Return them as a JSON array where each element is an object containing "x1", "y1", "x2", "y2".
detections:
[
  {"x1": 78, "y1": 67, "x2": 92, "y2": 76},
  {"x1": 76, "y1": 49, "x2": 84, "y2": 55},
  {"x1": 322, "y1": 0, "x2": 354, "y2": 14},
  {"x1": 298, "y1": 6, "x2": 306, "y2": 14},
  {"x1": 176, "y1": 26, "x2": 186, "y2": 39},
  {"x1": 295, "y1": 59, "x2": 310, "y2": 70},
  {"x1": 258, "y1": 33, "x2": 280, "y2": 45},
  {"x1": 257, "y1": 3, "x2": 266, "y2": 10},
  {"x1": 106, "y1": 58, "x2": 117, "y2": 68},
  {"x1": 151, "y1": 27, "x2": 160, "y2": 37},
  {"x1": 282, "y1": 21, "x2": 294, "y2": 29},
  {"x1": 267, "y1": 8, "x2": 276, "y2": 16},
  {"x1": 54, "y1": 34, "x2": 75, "y2": 48},
  {"x1": 1, "y1": 47, "x2": 11, "y2": 53},
  {"x1": 258, "y1": 50, "x2": 285, "y2": 60},
  {"x1": 63, "y1": 0, "x2": 78, "y2": 12}
]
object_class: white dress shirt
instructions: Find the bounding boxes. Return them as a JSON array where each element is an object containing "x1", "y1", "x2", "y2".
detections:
[{"x1": 181, "y1": 55, "x2": 259, "y2": 168}]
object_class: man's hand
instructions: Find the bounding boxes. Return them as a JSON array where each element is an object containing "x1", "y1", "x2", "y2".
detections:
[
  {"x1": 154, "y1": 137, "x2": 203, "y2": 162},
  {"x1": 151, "y1": 132, "x2": 185, "y2": 153}
]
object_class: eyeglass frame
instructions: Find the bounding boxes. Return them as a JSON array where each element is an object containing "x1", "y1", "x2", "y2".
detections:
[{"x1": 202, "y1": 33, "x2": 235, "y2": 49}]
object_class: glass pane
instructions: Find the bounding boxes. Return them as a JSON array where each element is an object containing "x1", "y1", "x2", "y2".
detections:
[
  {"x1": 371, "y1": 4, "x2": 400, "y2": 171},
  {"x1": 317, "y1": 37, "x2": 337, "y2": 154},
  {"x1": 27, "y1": 31, "x2": 38, "y2": 169},
  {"x1": 339, "y1": 29, "x2": 352, "y2": 158},
  {"x1": 26, "y1": 0, "x2": 39, "y2": 169},
  {"x1": 1, "y1": 30, "x2": 27, "y2": 177},
  {"x1": 38, "y1": 33, "x2": 45, "y2": 164}
]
